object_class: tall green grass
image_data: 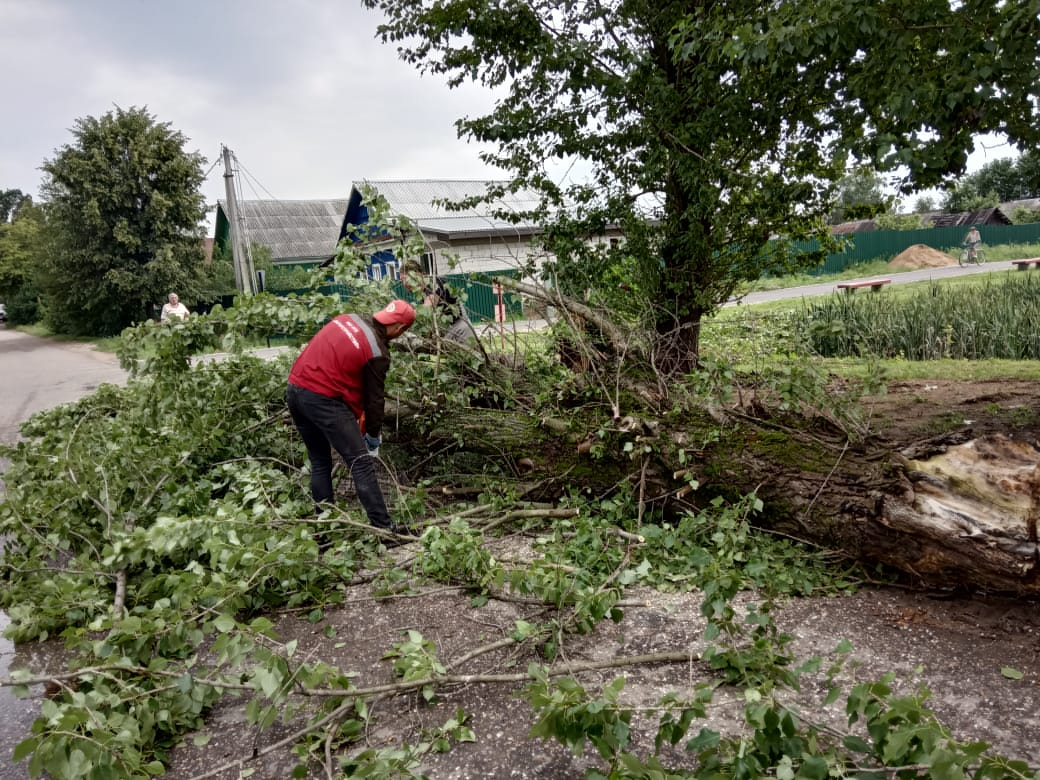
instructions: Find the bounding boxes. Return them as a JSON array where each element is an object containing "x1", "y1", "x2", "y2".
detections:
[{"x1": 797, "y1": 273, "x2": 1040, "y2": 360}]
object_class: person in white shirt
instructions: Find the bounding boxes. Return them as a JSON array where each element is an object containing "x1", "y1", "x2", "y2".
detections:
[{"x1": 160, "y1": 292, "x2": 190, "y2": 322}]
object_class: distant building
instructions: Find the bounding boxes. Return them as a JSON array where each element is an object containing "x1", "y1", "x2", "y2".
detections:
[
  {"x1": 213, "y1": 199, "x2": 349, "y2": 267},
  {"x1": 1000, "y1": 198, "x2": 1040, "y2": 219},
  {"x1": 341, "y1": 179, "x2": 553, "y2": 280},
  {"x1": 213, "y1": 180, "x2": 625, "y2": 282},
  {"x1": 830, "y1": 219, "x2": 878, "y2": 235},
  {"x1": 925, "y1": 207, "x2": 1012, "y2": 228}
]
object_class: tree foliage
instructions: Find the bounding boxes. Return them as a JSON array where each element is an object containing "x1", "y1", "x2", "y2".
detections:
[
  {"x1": 39, "y1": 106, "x2": 208, "y2": 336},
  {"x1": 874, "y1": 211, "x2": 923, "y2": 231},
  {"x1": 829, "y1": 169, "x2": 892, "y2": 224},
  {"x1": 362, "y1": 0, "x2": 1040, "y2": 366},
  {"x1": 0, "y1": 187, "x2": 33, "y2": 223},
  {"x1": 0, "y1": 198, "x2": 44, "y2": 304},
  {"x1": 944, "y1": 151, "x2": 1040, "y2": 212}
]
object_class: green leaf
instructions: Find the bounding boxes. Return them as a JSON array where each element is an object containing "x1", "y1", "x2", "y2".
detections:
[
  {"x1": 685, "y1": 727, "x2": 720, "y2": 752},
  {"x1": 12, "y1": 737, "x2": 39, "y2": 762},
  {"x1": 843, "y1": 735, "x2": 872, "y2": 753},
  {"x1": 213, "y1": 614, "x2": 237, "y2": 633},
  {"x1": 795, "y1": 755, "x2": 830, "y2": 779},
  {"x1": 1001, "y1": 666, "x2": 1024, "y2": 680}
]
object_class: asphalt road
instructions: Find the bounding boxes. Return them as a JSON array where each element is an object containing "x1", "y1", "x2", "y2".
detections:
[
  {"x1": 730, "y1": 257, "x2": 1016, "y2": 306},
  {"x1": 0, "y1": 329, "x2": 127, "y2": 445}
]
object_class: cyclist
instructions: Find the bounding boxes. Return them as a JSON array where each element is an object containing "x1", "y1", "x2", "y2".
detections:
[{"x1": 963, "y1": 225, "x2": 982, "y2": 262}]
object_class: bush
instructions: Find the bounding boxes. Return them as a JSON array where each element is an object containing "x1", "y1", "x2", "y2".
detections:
[{"x1": 4, "y1": 281, "x2": 42, "y2": 326}]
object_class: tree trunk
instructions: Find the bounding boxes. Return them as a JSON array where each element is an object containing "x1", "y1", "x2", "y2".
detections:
[
  {"x1": 393, "y1": 403, "x2": 1040, "y2": 595},
  {"x1": 688, "y1": 422, "x2": 1040, "y2": 594}
]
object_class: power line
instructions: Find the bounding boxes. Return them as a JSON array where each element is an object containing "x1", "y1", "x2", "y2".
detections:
[{"x1": 234, "y1": 155, "x2": 279, "y2": 201}]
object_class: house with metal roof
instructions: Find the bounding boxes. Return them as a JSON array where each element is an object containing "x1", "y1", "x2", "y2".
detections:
[
  {"x1": 213, "y1": 180, "x2": 623, "y2": 286},
  {"x1": 213, "y1": 198, "x2": 349, "y2": 266},
  {"x1": 340, "y1": 179, "x2": 553, "y2": 280},
  {"x1": 830, "y1": 218, "x2": 879, "y2": 235},
  {"x1": 925, "y1": 206, "x2": 1012, "y2": 228}
]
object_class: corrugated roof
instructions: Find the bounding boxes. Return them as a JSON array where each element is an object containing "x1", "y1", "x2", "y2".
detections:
[
  {"x1": 217, "y1": 198, "x2": 348, "y2": 261},
  {"x1": 927, "y1": 207, "x2": 1011, "y2": 228},
  {"x1": 830, "y1": 219, "x2": 878, "y2": 235},
  {"x1": 1002, "y1": 198, "x2": 1040, "y2": 213},
  {"x1": 357, "y1": 179, "x2": 543, "y2": 240}
]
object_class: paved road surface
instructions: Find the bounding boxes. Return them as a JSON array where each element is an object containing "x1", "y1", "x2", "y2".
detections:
[
  {"x1": 730, "y1": 258, "x2": 1016, "y2": 306},
  {"x1": 0, "y1": 330, "x2": 127, "y2": 445}
]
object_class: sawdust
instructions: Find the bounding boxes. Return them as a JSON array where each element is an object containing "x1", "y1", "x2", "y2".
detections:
[{"x1": 888, "y1": 244, "x2": 958, "y2": 270}]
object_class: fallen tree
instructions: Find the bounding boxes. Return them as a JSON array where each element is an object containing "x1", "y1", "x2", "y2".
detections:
[
  {"x1": 5, "y1": 284, "x2": 1040, "y2": 778},
  {"x1": 384, "y1": 280, "x2": 1040, "y2": 596}
]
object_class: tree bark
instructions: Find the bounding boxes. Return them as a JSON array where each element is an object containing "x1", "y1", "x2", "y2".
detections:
[
  {"x1": 689, "y1": 423, "x2": 1040, "y2": 595},
  {"x1": 394, "y1": 403, "x2": 1040, "y2": 595}
]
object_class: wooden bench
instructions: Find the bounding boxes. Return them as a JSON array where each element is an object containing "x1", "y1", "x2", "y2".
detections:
[
  {"x1": 836, "y1": 278, "x2": 891, "y2": 293},
  {"x1": 1011, "y1": 258, "x2": 1040, "y2": 270}
]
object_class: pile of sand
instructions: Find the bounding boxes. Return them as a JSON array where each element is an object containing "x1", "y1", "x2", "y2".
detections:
[{"x1": 888, "y1": 244, "x2": 958, "y2": 269}]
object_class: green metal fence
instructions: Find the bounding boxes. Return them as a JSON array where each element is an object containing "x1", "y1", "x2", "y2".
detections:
[
  {"x1": 271, "y1": 269, "x2": 524, "y2": 323},
  {"x1": 801, "y1": 222, "x2": 1040, "y2": 276},
  {"x1": 271, "y1": 223, "x2": 1040, "y2": 299}
]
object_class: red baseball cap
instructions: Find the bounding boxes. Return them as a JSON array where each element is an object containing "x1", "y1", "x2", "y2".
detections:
[{"x1": 373, "y1": 299, "x2": 416, "y2": 327}]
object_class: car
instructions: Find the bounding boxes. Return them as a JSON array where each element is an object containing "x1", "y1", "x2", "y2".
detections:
[{"x1": 0, "y1": 302, "x2": 6, "y2": 323}]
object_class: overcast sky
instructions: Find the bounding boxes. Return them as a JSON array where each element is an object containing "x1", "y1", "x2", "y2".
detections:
[
  {"x1": 1, "y1": 0, "x2": 1022, "y2": 230},
  {"x1": 1, "y1": 0, "x2": 503, "y2": 229}
]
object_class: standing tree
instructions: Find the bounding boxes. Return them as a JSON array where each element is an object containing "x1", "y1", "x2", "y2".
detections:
[
  {"x1": 363, "y1": 0, "x2": 1040, "y2": 368},
  {"x1": 944, "y1": 152, "x2": 1040, "y2": 212},
  {"x1": 39, "y1": 106, "x2": 208, "y2": 336},
  {"x1": 0, "y1": 198, "x2": 45, "y2": 322},
  {"x1": 829, "y1": 169, "x2": 892, "y2": 224},
  {"x1": 1, "y1": 188, "x2": 33, "y2": 223}
]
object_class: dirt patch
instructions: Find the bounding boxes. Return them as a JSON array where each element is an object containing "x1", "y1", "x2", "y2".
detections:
[
  {"x1": 888, "y1": 244, "x2": 959, "y2": 270},
  {"x1": 158, "y1": 575, "x2": 1040, "y2": 779},
  {"x1": 863, "y1": 378, "x2": 1040, "y2": 445}
]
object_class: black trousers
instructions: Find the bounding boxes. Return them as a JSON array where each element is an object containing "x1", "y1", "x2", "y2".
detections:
[{"x1": 285, "y1": 383, "x2": 391, "y2": 528}]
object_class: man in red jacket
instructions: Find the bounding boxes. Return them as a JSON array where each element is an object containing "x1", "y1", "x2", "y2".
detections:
[{"x1": 287, "y1": 299, "x2": 416, "y2": 534}]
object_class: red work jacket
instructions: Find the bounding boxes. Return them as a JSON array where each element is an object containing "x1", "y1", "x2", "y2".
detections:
[{"x1": 287, "y1": 314, "x2": 391, "y2": 435}]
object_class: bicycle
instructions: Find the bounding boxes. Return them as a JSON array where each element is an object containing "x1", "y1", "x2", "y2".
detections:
[{"x1": 959, "y1": 243, "x2": 985, "y2": 267}]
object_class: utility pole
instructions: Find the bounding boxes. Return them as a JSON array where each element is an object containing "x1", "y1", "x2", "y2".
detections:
[{"x1": 221, "y1": 145, "x2": 257, "y2": 295}]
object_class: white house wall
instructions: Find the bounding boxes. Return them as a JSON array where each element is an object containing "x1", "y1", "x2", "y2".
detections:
[
  {"x1": 424, "y1": 232, "x2": 622, "y2": 279},
  {"x1": 427, "y1": 237, "x2": 550, "y2": 278}
]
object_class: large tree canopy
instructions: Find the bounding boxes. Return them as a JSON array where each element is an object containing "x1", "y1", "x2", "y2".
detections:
[
  {"x1": 829, "y1": 170, "x2": 892, "y2": 224},
  {"x1": 362, "y1": 0, "x2": 1040, "y2": 366},
  {"x1": 39, "y1": 106, "x2": 208, "y2": 336}
]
